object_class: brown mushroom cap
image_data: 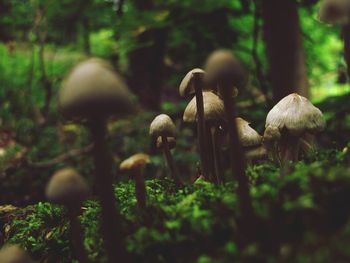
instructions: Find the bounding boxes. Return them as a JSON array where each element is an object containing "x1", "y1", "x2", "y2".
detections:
[
  {"x1": 204, "y1": 49, "x2": 247, "y2": 91},
  {"x1": 119, "y1": 153, "x2": 150, "y2": 171},
  {"x1": 319, "y1": 0, "x2": 350, "y2": 25},
  {"x1": 263, "y1": 125, "x2": 281, "y2": 142},
  {"x1": 236, "y1": 117, "x2": 263, "y2": 147},
  {"x1": 156, "y1": 137, "x2": 176, "y2": 149},
  {"x1": 45, "y1": 168, "x2": 89, "y2": 208},
  {"x1": 59, "y1": 58, "x2": 134, "y2": 120},
  {"x1": 179, "y1": 68, "x2": 206, "y2": 97},
  {"x1": 0, "y1": 245, "x2": 33, "y2": 263},
  {"x1": 265, "y1": 93, "x2": 326, "y2": 136},
  {"x1": 149, "y1": 114, "x2": 176, "y2": 138},
  {"x1": 183, "y1": 91, "x2": 225, "y2": 123}
]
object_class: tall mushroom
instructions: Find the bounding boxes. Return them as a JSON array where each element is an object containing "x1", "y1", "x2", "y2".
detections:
[
  {"x1": 0, "y1": 245, "x2": 33, "y2": 263},
  {"x1": 149, "y1": 114, "x2": 182, "y2": 186},
  {"x1": 179, "y1": 68, "x2": 211, "y2": 179},
  {"x1": 183, "y1": 91, "x2": 225, "y2": 184},
  {"x1": 59, "y1": 58, "x2": 133, "y2": 262},
  {"x1": 265, "y1": 93, "x2": 326, "y2": 171},
  {"x1": 46, "y1": 168, "x2": 90, "y2": 263},
  {"x1": 204, "y1": 50, "x2": 253, "y2": 219},
  {"x1": 120, "y1": 153, "x2": 150, "y2": 210}
]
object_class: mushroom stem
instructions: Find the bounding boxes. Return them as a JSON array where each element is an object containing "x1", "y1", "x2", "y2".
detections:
[
  {"x1": 210, "y1": 126, "x2": 223, "y2": 184},
  {"x1": 89, "y1": 119, "x2": 129, "y2": 263},
  {"x1": 161, "y1": 135, "x2": 182, "y2": 186},
  {"x1": 135, "y1": 168, "x2": 147, "y2": 210},
  {"x1": 220, "y1": 85, "x2": 253, "y2": 218},
  {"x1": 280, "y1": 132, "x2": 301, "y2": 176},
  {"x1": 193, "y1": 72, "x2": 211, "y2": 180},
  {"x1": 68, "y1": 210, "x2": 90, "y2": 263}
]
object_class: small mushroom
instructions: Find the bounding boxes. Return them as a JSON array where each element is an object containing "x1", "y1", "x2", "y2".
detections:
[
  {"x1": 236, "y1": 118, "x2": 267, "y2": 162},
  {"x1": 59, "y1": 58, "x2": 132, "y2": 262},
  {"x1": 0, "y1": 245, "x2": 33, "y2": 263},
  {"x1": 120, "y1": 153, "x2": 150, "y2": 209},
  {"x1": 319, "y1": 0, "x2": 350, "y2": 25},
  {"x1": 150, "y1": 114, "x2": 182, "y2": 186},
  {"x1": 205, "y1": 49, "x2": 253, "y2": 219},
  {"x1": 265, "y1": 93, "x2": 325, "y2": 172},
  {"x1": 46, "y1": 168, "x2": 90, "y2": 263},
  {"x1": 184, "y1": 91, "x2": 225, "y2": 184}
]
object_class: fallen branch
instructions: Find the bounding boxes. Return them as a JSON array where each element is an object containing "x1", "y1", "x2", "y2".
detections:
[{"x1": 27, "y1": 144, "x2": 93, "y2": 168}]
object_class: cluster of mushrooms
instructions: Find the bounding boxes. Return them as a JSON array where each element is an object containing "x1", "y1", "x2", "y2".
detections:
[{"x1": 0, "y1": 49, "x2": 326, "y2": 262}]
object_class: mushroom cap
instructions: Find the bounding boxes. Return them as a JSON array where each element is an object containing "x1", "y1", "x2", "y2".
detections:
[
  {"x1": 179, "y1": 68, "x2": 206, "y2": 97},
  {"x1": 204, "y1": 49, "x2": 247, "y2": 92},
  {"x1": 236, "y1": 117, "x2": 263, "y2": 147},
  {"x1": 183, "y1": 91, "x2": 225, "y2": 123},
  {"x1": 265, "y1": 93, "x2": 326, "y2": 136},
  {"x1": 156, "y1": 136, "x2": 176, "y2": 149},
  {"x1": 245, "y1": 145, "x2": 268, "y2": 160},
  {"x1": 149, "y1": 114, "x2": 176, "y2": 138},
  {"x1": 0, "y1": 245, "x2": 33, "y2": 263},
  {"x1": 59, "y1": 58, "x2": 134, "y2": 120},
  {"x1": 263, "y1": 125, "x2": 281, "y2": 142},
  {"x1": 45, "y1": 168, "x2": 89, "y2": 208},
  {"x1": 119, "y1": 153, "x2": 150, "y2": 171},
  {"x1": 319, "y1": 0, "x2": 350, "y2": 25}
]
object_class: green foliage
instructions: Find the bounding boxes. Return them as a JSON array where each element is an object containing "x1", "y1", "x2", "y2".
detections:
[{"x1": 4, "y1": 151, "x2": 350, "y2": 262}]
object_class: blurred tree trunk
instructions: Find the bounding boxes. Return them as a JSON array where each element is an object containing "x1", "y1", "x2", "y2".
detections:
[
  {"x1": 82, "y1": 17, "x2": 91, "y2": 55},
  {"x1": 262, "y1": 0, "x2": 309, "y2": 103},
  {"x1": 127, "y1": 0, "x2": 167, "y2": 111},
  {"x1": 342, "y1": 25, "x2": 350, "y2": 80}
]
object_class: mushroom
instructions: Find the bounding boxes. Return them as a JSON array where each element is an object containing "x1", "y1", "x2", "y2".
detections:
[
  {"x1": 0, "y1": 245, "x2": 33, "y2": 263},
  {"x1": 179, "y1": 68, "x2": 210, "y2": 180},
  {"x1": 319, "y1": 0, "x2": 350, "y2": 25},
  {"x1": 59, "y1": 58, "x2": 132, "y2": 262},
  {"x1": 120, "y1": 153, "x2": 150, "y2": 210},
  {"x1": 46, "y1": 168, "x2": 90, "y2": 263},
  {"x1": 235, "y1": 117, "x2": 267, "y2": 162},
  {"x1": 184, "y1": 91, "x2": 225, "y2": 184},
  {"x1": 204, "y1": 50, "x2": 253, "y2": 218},
  {"x1": 265, "y1": 93, "x2": 326, "y2": 170},
  {"x1": 149, "y1": 114, "x2": 182, "y2": 186}
]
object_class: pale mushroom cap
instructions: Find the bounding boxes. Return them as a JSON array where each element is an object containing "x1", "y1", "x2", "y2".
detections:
[
  {"x1": 59, "y1": 58, "x2": 134, "y2": 120},
  {"x1": 183, "y1": 91, "x2": 225, "y2": 123},
  {"x1": 156, "y1": 136, "x2": 176, "y2": 149},
  {"x1": 149, "y1": 114, "x2": 176, "y2": 138},
  {"x1": 204, "y1": 49, "x2": 247, "y2": 91},
  {"x1": 0, "y1": 245, "x2": 33, "y2": 263},
  {"x1": 319, "y1": 0, "x2": 350, "y2": 25},
  {"x1": 263, "y1": 125, "x2": 281, "y2": 142},
  {"x1": 236, "y1": 117, "x2": 263, "y2": 147},
  {"x1": 119, "y1": 153, "x2": 150, "y2": 171},
  {"x1": 46, "y1": 168, "x2": 89, "y2": 208},
  {"x1": 265, "y1": 93, "x2": 326, "y2": 136},
  {"x1": 179, "y1": 68, "x2": 206, "y2": 97},
  {"x1": 245, "y1": 145, "x2": 268, "y2": 160}
]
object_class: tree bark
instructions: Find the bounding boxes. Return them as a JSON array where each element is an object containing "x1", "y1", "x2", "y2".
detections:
[
  {"x1": 127, "y1": 0, "x2": 167, "y2": 111},
  {"x1": 262, "y1": 0, "x2": 309, "y2": 103}
]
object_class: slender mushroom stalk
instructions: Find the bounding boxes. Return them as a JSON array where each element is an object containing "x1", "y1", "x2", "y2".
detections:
[
  {"x1": 209, "y1": 126, "x2": 223, "y2": 184},
  {"x1": 0, "y1": 245, "x2": 34, "y2": 263},
  {"x1": 45, "y1": 168, "x2": 90, "y2": 263},
  {"x1": 205, "y1": 50, "x2": 253, "y2": 220},
  {"x1": 265, "y1": 93, "x2": 326, "y2": 174},
  {"x1": 179, "y1": 69, "x2": 211, "y2": 180},
  {"x1": 183, "y1": 91, "x2": 226, "y2": 184},
  {"x1": 161, "y1": 135, "x2": 182, "y2": 186},
  {"x1": 59, "y1": 58, "x2": 134, "y2": 262},
  {"x1": 120, "y1": 153, "x2": 150, "y2": 210},
  {"x1": 150, "y1": 114, "x2": 183, "y2": 186}
]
